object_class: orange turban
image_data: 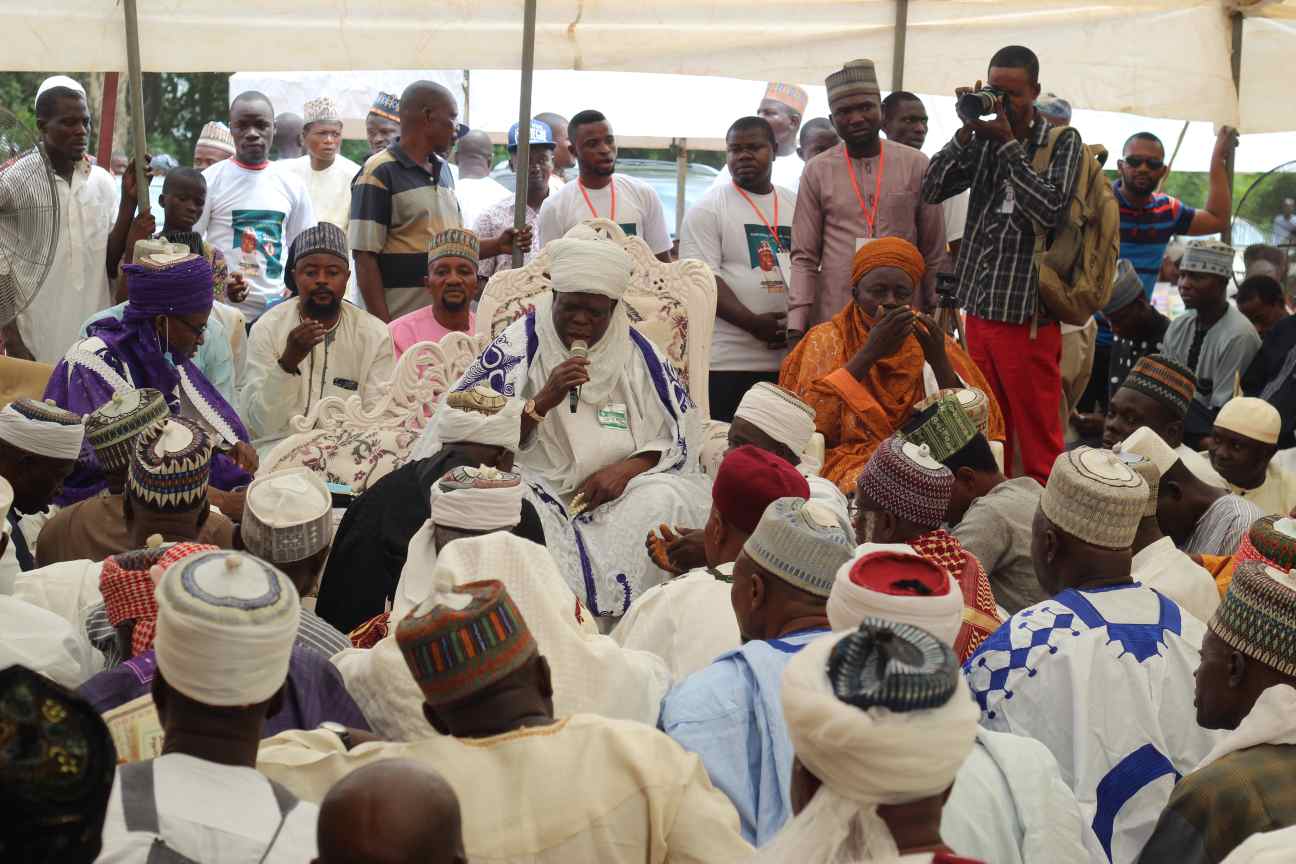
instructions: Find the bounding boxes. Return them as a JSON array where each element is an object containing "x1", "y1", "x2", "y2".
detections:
[{"x1": 851, "y1": 236, "x2": 926, "y2": 288}]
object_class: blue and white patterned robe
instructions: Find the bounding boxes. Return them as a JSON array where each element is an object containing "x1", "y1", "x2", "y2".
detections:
[{"x1": 963, "y1": 582, "x2": 1223, "y2": 864}]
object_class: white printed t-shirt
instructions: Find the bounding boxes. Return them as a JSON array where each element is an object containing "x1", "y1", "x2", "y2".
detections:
[
  {"x1": 195, "y1": 158, "x2": 315, "y2": 320},
  {"x1": 535, "y1": 173, "x2": 672, "y2": 254},
  {"x1": 679, "y1": 181, "x2": 796, "y2": 372}
]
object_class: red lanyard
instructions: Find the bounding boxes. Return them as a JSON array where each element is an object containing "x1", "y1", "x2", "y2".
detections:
[
  {"x1": 732, "y1": 182, "x2": 785, "y2": 253},
  {"x1": 843, "y1": 144, "x2": 885, "y2": 238},
  {"x1": 578, "y1": 178, "x2": 615, "y2": 221}
]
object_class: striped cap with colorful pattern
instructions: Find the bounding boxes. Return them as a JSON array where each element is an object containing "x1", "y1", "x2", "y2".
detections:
[
  {"x1": 126, "y1": 417, "x2": 213, "y2": 512},
  {"x1": 396, "y1": 580, "x2": 538, "y2": 706},
  {"x1": 1119, "y1": 354, "x2": 1196, "y2": 421},
  {"x1": 1210, "y1": 561, "x2": 1296, "y2": 676}
]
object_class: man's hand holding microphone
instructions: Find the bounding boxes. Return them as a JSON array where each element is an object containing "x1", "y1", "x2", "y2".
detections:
[{"x1": 534, "y1": 341, "x2": 591, "y2": 417}]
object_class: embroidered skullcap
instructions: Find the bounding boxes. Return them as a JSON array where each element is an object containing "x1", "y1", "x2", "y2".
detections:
[
  {"x1": 859, "y1": 437, "x2": 953, "y2": 530},
  {"x1": 124, "y1": 252, "x2": 214, "y2": 318},
  {"x1": 396, "y1": 579, "x2": 538, "y2": 707},
  {"x1": 302, "y1": 96, "x2": 341, "y2": 126},
  {"x1": 914, "y1": 387, "x2": 990, "y2": 436},
  {"x1": 369, "y1": 91, "x2": 400, "y2": 122},
  {"x1": 547, "y1": 236, "x2": 634, "y2": 301},
  {"x1": 733, "y1": 382, "x2": 817, "y2": 457},
  {"x1": 242, "y1": 468, "x2": 333, "y2": 564},
  {"x1": 1103, "y1": 259, "x2": 1144, "y2": 316},
  {"x1": 84, "y1": 388, "x2": 169, "y2": 473},
  {"x1": 1035, "y1": 92, "x2": 1072, "y2": 124},
  {"x1": 1210, "y1": 561, "x2": 1296, "y2": 676},
  {"x1": 764, "y1": 82, "x2": 809, "y2": 114},
  {"x1": 427, "y1": 465, "x2": 524, "y2": 532},
  {"x1": 903, "y1": 395, "x2": 978, "y2": 462},
  {"x1": 742, "y1": 497, "x2": 855, "y2": 597},
  {"x1": 284, "y1": 222, "x2": 348, "y2": 293},
  {"x1": 433, "y1": 387, "x2": 522, "y2": 451},
  {"x1": 1216, "y1": 397, "x2": 1281, "y2": 446},
  {"x1": 828, "y1": 544, "x2": 963, "y2": 646},
  {"x1": 713, "y1": 445, "x2": 809, "y2": 535},
  {"x1": 100, "y1": 542, "x2": 218, "y2": 657},
  {"x1": 429, "y1": 228, "x2": 480, "y2": 267},
  {"x1": 0, "y1": 665, "x2": 117, "y2": 861},
  {"x1": 1251, "y1": 517, "x2": 1296, "y2": 572},
  {"x1": 0, "y1": 400, "x2": 84, "y2": 460},
  {"x1": 1181, "y1": 239, "x2": 1235, "y2": 278},
  {"x1": 851, "y1": 236, "x2": 926, "y2": 289},
  {"x1": 1117, "y1": 451, "x2": 1161, "y2": 518},
  {"x1": 1119, "y1": 354, "x2": 1196, "y2": 421},
  {"x1": 127, "y1": 417, "x2": 213, "y2": 513},
  {"x1": 197, "y1": 120, "x2": 236, "y2": 154},
  {"x1": 1041, "y1": 446, "x2": 1147, "y2": 549},
  {"x1": 1118, "y1": 425, "x2": 1180, "y2": 476},
  {"x1": 154, "y1": 550, "x2": 300, "y2": 706},
  {"x1": 825, "y1": 59, "x2": 881, "y2": 104},
  {"x1": 34, "y1": 75, "x2": 85, "y2": 106}
]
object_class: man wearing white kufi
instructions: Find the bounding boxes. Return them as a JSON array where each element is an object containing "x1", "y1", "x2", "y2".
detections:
[
  {"x1": 0, "y1": 399, "x2": 85, "y2": 580},
  {"x1": 753, "y1": 620, "x2": 979, "y2": 863},
  {"x1": 415, "y1": 225, "x2": 708, "y2": 619},
  {"x1": 827, "y1": 544, "x2": 1091, "y2": 864},
  {"x1": 964, "y1": 447, "x2": 1222, "y2": 864},
  {"x1": 96, "y1": 549, "x2": 321, "y2": 862},
  {"x1": 318, "y1": 385, "x2": 533, "y2": 632}
]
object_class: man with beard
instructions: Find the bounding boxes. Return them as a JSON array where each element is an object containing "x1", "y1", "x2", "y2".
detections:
[
  {"x1": 791, "y1": 60, "x2": 946, "y2": 334},
  {"x1": 389, "y1": 229, "x2": 479, "y2": 357},
  {"x1": 240, "y1": 223, "x2": 394, "y2": 441}
]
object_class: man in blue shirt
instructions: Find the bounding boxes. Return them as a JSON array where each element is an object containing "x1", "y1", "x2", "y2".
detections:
[{"x1": 658, "y1": 496, "x2": 854, "y2": 845}]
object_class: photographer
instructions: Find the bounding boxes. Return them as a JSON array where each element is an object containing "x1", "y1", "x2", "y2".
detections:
[{"x1": 920, "y1": 45, "x2": 1083, "y2": 486}]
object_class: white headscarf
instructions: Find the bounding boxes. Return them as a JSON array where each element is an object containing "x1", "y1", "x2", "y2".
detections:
[
  {"x1": 755, "y1": 630, "x2": 979, "y2": 864},
  {"x1": 429, "y1": 395, "x2": 523, "y2": 451},
  {"x1": 827, "y1": 543, "x2": 964, "y2": 646},
  {"x1": 734, "y1": 382, "x2": 817, "y2": 457},
  {"x1": 0, "y1": 404, "x2": 85, "y2": 460},
  {"x1": 427, "y1": 466, "x2": 525, "y2": 531}
]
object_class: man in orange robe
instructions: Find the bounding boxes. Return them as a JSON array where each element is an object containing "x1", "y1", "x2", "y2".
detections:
[{"x1": 780, "y1": 236, "x2": 1004, "y2": 492}]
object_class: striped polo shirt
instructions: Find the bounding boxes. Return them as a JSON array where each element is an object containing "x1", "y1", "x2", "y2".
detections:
[
  {"x1": 349, "y1": 144, "x2": 462, "y2": 318},
  {"x1": 1113, "y1": 182, "x2": 1196, "y2": 297}
]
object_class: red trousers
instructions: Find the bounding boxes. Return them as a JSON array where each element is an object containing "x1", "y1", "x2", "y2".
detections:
[{"x1": 965, "y1": 314, "x2": 1063, "y2": 485}]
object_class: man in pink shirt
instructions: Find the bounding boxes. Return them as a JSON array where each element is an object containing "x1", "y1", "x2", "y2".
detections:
[
  {"x1": 790, "y1": 59, "x2": 946, "y2": 334},
  {"x1": 389, "y1": 228, "x2": 478, "y2": 357}
]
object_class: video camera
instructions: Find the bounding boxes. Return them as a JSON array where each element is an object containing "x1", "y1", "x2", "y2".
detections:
[{"x1": 957, "y1": 86, "x2": 1007, "y2": 119}]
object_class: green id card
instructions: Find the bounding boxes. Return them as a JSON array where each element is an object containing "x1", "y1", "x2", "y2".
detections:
[{"x1": 597, "y1": 403, "x2": 630, "y2": 431}]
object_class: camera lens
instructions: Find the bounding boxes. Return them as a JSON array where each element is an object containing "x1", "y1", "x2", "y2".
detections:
[{"x1": 958, "y1": 89, "x2": 998, "y2": 119}]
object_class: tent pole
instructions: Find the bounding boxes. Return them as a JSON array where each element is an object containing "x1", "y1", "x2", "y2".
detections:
[
  {"x1": 123, "y1": 0, "x2": 149, "y2": 215},
  {"x1": 512, "y1": 0, "x2": 537, "y2": 268},
  {"x1": 1224, "y1": 10, "x2": 1243, "y2": 246},
  {"x1": 892, "y1": 0, "x2": 909, "y2": 91},
  {"x1": 675, "y1": 138, "x2": 687, "y2": 240},
  {"x1": 96, "y1": 72, "x2": 120, "y2": 169}
]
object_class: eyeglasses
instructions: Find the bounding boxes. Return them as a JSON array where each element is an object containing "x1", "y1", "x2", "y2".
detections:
[
  {"x1": 1122, "y1": 156, "x2": 1164, "y2": 170},
  {"x1": 171, "y1": 316, "x2": 207, "y2": 339}
]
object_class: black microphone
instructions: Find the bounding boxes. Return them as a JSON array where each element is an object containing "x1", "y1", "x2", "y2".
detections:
[{"x1": 569, "y1": 339, "x2": 588, "y2": 413}]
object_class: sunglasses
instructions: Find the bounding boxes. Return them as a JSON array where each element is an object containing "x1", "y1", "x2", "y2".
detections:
[{"x1": 1122, "y1": 156, "x2": 1165, "y2": 170}]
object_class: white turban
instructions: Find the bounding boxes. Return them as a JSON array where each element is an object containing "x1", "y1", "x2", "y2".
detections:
[
  {"x1": 0, "y1": 403, "x2": 85, "y2": 460},
  {"x1": 734, "y1": 382, "x2": 817, "y2": 457},
  {"x1": 431, "y1": 395, "x2": 523, "y2": 451},
  {"x1": 827, "y1": 543, "x2": 963, "y2": 646},
  {"x1": 427, "y1": 465, "x2": 525, "y2": 531},
  {"x1": 547, "y1": 236, "x2": 634, "y2": 301},
  {"x1": 755, "y1": 630, "x2": 978, "y2": 863}
]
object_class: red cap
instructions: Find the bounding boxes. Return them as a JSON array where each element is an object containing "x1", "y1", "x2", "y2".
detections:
[
  {"x1": 713, "y1": 445, "x2": 810, "y2": 535},
  {"x1": 848, "y1": 550, "x2": 950, "y2": 597}
]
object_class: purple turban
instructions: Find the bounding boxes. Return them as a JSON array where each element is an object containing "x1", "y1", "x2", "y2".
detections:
[{"x1": 123, "y1": 254, "x2": 214, "y2": 323}]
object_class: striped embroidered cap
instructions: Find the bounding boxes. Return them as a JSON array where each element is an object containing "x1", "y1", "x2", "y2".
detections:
[
  {"x1": 197, "y1": 121, "x2": 235, "y2": 154},
  {"x1": 764, "y1": 82, "x2": 809, "y2": 114},
  {"x1": 369, "y1": 91, "x2": 400, "y2": 122},
  {"x1": 1250, "y1": 516, "x2": 1296, "y2": 571},
  {"x1": 742, "y1": 497, "x2": 855, "y2": 598},
  {"x1": 825, "y1": 59, "x2": 880, "y2": 104},
  {"x1": 828, "y1": 618, "x2": 959, "y2": 712},
  {"x1": 1210, "y1": 561, "x2": 1296, "y2": 677},
  {"x1": 859, "y1": 436, "x2": 954, "y2": 530},
  {"x1": 1181, "y1": 239, "x2": 1236, "y2": 279},
  {"x1": 85, "y1": 388, "x2": 169, "y2": 473},
  {"x1": 127, "y1": 417, "x2": 213, "y2": 513},
  {"x1": 428, "y1": 228, "x2": 480, "y2": 267},
  {"x1": 903, "y1": 395, "x2": 979, "y2": 463},
  {"x1": 396, "y1": 579, "x2": 538, "y2": 706},
  {"x1": 1119, "y1": 354, "x2": 1196, "y2": 421},
  {"x1": 10, "y1": 398, "x2": 82, "y2": 427}
]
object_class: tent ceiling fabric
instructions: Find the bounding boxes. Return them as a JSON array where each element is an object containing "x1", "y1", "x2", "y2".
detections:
[{"x1": 5, "y1": 0, "x2": 1296, "y2": 131}]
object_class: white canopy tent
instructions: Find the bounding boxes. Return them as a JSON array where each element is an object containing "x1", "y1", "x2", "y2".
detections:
[{"x1": 6, "y1": 0, "x2": 1296, "y2": 132}]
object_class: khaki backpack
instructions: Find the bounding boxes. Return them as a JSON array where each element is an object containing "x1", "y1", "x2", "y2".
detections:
[{"x1": 1028, "y1": 126, "x2": 1121, "y2": 326}]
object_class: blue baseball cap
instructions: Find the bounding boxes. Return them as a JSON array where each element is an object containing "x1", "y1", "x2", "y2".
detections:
[{"x1": 508, "y1": 119, "x2": 555, "y2": 152}]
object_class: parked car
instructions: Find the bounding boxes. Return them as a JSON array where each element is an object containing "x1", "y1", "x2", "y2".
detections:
[{"x1": 489, "y1": 157, "x2": 719, "y2": 240}]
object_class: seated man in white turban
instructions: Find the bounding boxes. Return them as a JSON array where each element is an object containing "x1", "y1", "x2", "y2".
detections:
[
  {"x1": 415, "y1": 228, "x2": 708, "y2": 619},
  {"x1": 0, "y1": 399, "x2": 85, "y2": 577},
  {"x1": 828, "y1": 544, "x2": 1091, "y2": 864},
  {"x1": 97, "y1": 549, "x2": 320, "y2": 862},
  {"x1": 753, "y1": 621, "x2": 980, "y2": 863},
  {"x1": 964, "y1": 447, "x2": 1222, "y2": 864},
  {"x1": 316, "y1": 386, "x2": 538, "y2": 633}
]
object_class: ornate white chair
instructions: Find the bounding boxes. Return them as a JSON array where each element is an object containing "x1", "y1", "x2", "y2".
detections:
[
  {"x1": 256, "y1": 332, "x2": 486, "y2": 492},
  {"x1": 477, "y1": 218, "x2": 718, "y2": 420}
]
